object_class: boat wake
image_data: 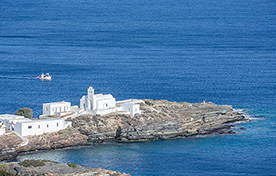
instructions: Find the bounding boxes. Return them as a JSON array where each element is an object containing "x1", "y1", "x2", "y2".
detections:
[
  {"x1": 0, "y1": 75, "x2": 37, "y2": 80},
  {"x1": 234, "y1": 108, "x2": 264, "y2": 120}
]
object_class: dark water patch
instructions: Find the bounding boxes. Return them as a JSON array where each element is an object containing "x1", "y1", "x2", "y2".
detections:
[{"x1": 0, "y1": 35, "x2": 36, "y2": 39}]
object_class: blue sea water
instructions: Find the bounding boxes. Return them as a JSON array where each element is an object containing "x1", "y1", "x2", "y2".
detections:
[{"x1": 1, "y1": 0, "x2": 276, "y2": 175}]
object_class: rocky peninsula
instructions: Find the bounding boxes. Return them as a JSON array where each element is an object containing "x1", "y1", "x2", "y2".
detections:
[
  {"x1": 0, "y1": 99, "x2": 248, "y2": 175},
  {"x1": 0, "y1": 160, "x2": 130, "y2": 176},
  {"x1": 72, "y1": 99, "x2": 246, "y2": 142}
]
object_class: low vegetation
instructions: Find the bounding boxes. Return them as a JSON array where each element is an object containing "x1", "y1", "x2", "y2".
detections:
[
  {"x1": 68, "y1": 163, "x2": 78, "y2": 168},
  {"x1": 145, "y1": 101, "x2": 153, "y2": 106},
  {"x1": 19, "y1": 160, "x2": 46, "y2": 167},
  {"x1": 0, "y1": 170, "x2": 15, "y2": 176},
  {"x1": 57, "y1": 127, "x2": 78, "y2": 135},
  {"x1": 0, "y1": 164, "x2": 14, "y2": 176},
  {"x1": 15, "y1": 107, "x2": 33, "y2": 119},
  {"x1": 41, "y1": 160, "x2": 59, "y2": 164}
]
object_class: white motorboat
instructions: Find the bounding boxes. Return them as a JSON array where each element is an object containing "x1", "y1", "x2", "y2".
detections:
[{"x1": 37, "y1": 73, "x2": 52, "y2": 80}]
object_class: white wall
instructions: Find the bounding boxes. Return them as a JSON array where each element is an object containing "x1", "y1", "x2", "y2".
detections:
[
  {"x1": 120, "y1": 103, "x2": 140, "y2": 116},
  {"x1": 96, "y1": 98, "x2": 116, "y2": 110},
  {"x1": 80, "y1": 96, "x2": 86, "y2": 109},
  {"x1": 0, "y1": 128, "x2": 5, "y2": 135},
  {"x1": 43, "y1": 102, "x2": 71, "y2": 116},
  {"x1": 95, "y1": 106, "x2": 123, "y2": 115},
  {"x1": 0, "y1": 116, "x2": 31, "y2": 130},
  {"x1": 14, "y1": 119, "x2": 72, "y2": 136},
  {"x1": 132, "y1": 104, "x2": 140, "y2": 115}
]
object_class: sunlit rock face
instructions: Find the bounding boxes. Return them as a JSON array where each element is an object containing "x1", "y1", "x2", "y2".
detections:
[{"x1": 72, "y1": 99, "x2": 245, "y2": 142}]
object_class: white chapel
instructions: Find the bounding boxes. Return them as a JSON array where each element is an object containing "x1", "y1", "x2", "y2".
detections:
[{"x1": 80, "y1": 86, "x2": 141, "y2": 116}]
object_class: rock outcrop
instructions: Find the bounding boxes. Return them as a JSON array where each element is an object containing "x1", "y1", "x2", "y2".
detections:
[
  {"x1": 0, "y1": 160, "x2": 130, "y2": 176},
  {"x1": 18, "y1": 128, "x2": 88, "y2": 152},
  {"x1": 72, "y1": 100, "x2": 246, "y2": 142},
  {"x1": 0, "y1": 100, "x2": 247, "y2": 163},
  {"x1": 0, "y1": 133, "x2": 23, "y2": 161},
  {"x1": 0, "y1": 128, "x2": 88, "y2": 162}
]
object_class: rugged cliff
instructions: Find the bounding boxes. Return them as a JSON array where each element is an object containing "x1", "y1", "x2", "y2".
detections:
[
  {"x1": 18, "y1": 128, "x2": 88, "y2": 152},
  {"x1": 72, "y1": 100, "x2": 246, "y2": 142},
  {"x1": 0, "y1": 128, "x2": 87, "y2": 162},
  {"x1": 0, "y1": 133, "x2": 22, "y2": 161},
  {"x1": 0, "y1": 160, "x2": 130, "y2": 176}
]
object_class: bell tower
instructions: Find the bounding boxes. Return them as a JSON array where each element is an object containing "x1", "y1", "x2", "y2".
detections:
[{"x1": 87, "y1": 86, "x2": 94, "y2": 110}]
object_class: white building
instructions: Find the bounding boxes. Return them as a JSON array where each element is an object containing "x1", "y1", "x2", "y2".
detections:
[
  {"x1": 0, "y1": 123, "x2": 5, "y2": 135},
  {"x1": 0, "y1": 114, "x2": 71, "y2": 137},
  {"x1": 116, "y1": 100, "x2": 141, "y2": 116},
  {"x1": 80, "y1": 86, "x2": 116, "y2": 111},
  {"x1": 80, "y1": 86, "x2": 141, "y2": 116},
  {"x1": 14, "y1": 118, "x2": 71, "y2": 137},
  {"x1": 0, "y1": 114, "x2": 31, "y2": 131},
  {"x1": 43, "y1": 101, "x2": 71, "y2": 116}
]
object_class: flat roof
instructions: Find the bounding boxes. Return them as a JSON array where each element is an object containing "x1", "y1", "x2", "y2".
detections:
[
  {"x1": 22, "y1": 117, "x2": 67, "y2": 124},
  {"x1": 43, "y1": 101, "x2": 71, "y2": 106},
  {"x1": 0, "y1": 114, "x2": 26, "y2": 119},
  {"x1": 116, "y1": 99, "x2": 142, "y2": 105},
  {"x1": 94, "y1": 93, "x2": 114, "y2": 100}
]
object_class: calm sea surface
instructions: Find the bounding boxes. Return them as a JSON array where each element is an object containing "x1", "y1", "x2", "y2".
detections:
[{"x1": 1, "y1": 0, "x2": 276, "y2": 175}]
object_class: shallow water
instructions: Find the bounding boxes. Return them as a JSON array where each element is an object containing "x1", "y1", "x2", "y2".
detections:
[{"x1": 1, "y1": 0, "x2": 276, "y2": 175}]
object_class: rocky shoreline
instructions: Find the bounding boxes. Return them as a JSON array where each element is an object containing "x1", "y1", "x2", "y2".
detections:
[
  {"x1": 0, "y1": 160, "x2": 130, "y2": 176},
  {"x1": 0, "y1": 99, "x2": 249, "y2": 175},
  {"x1": 72, "y1": 99, "x2": 247, "y2": 142}
]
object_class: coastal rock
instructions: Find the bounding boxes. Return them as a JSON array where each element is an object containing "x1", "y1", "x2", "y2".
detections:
[
  {"x1": 72, "y1": 99, "x2": 245, "y2": 142},
  {"x1": 0, "y1": 100, "x2": 246, "y2": 162},
  {"x1": 0, "y1": 128, "x2": 88, "y2": 162},
  {"x1": 0, "y1": 133, "x2": 22, "y2": 149},
  {"x1": 0, "y1": 133, "x2": 22, "y2": 161},
  {"x1": 0, "y1": 160, "x2": 130, "y2": 176},
  {"x1": 17, "y1": 128, "x2": 88, "y2": 152}
]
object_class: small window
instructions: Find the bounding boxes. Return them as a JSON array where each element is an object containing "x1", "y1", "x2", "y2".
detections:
[
  {"x1": 106, "y1": 103, "x2": 108, "y2": 107},
  {"x1": 47, "y1": 124, "x2": 49, "y2": 128},
  {"x1": 38, "y1": 125, "x2": 40, "y2": 129},
  {"x1": 28, "y1": 126, "x2": 32, "y2": 129},
  {"x1": 57, "y1": 123, "x2": 59, "y2": 127},
  {"x1": 52, "y1": 108, "x2": 54, "y2": 111}
]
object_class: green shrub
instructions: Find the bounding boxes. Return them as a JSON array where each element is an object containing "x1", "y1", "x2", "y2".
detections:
[
  {"x1": 0, "y1": 164, "x2": 14, "y2": 176},
  {"x1": 41, "y1": 160, "x2": 59, "y2": 164},
  {"x1": 58, "y1": 128, "x2": 77, "y2": 135},
  {"x1": 0, "y1": 164, "x2": 8, "y2": 172},
  {"x1": 19, "y1": 160, "x2": 45, "y2": 167},
  {"x1": 15, "y1": 108, "x2": 33, "y2": 119},
  {"x1": 145, "y1": 101, "x2": 153, "y2": 106},
  {"x1": 67, "y1": 163, "x2": 78, "y2": 168},
  {"x1": 0, "y1": 170, "x2": 15, "y2": 176}
]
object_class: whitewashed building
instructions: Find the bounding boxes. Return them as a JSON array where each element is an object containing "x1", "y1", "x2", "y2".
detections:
[
  {"x1": 43, "y1": 101, "x2": 71, "y2": 116},
  {"x1": 0, "y1": 114, "x2": 71, "y2": 137},
  {"x1": 0, "y1": 114, "x2": 31, "y2": 131},
  {"x1": 80, "y1": 86, "x2": 141, "y2": 116},
  {"x1": 80, "y1": 86, "x2": 116, "y2": 111},
  {"x1": 14, "y1": 118, "x2": 71, "y2": 136},
  {"x1": 116, "y1": 100, "x2": 141, "y2": 116}
]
